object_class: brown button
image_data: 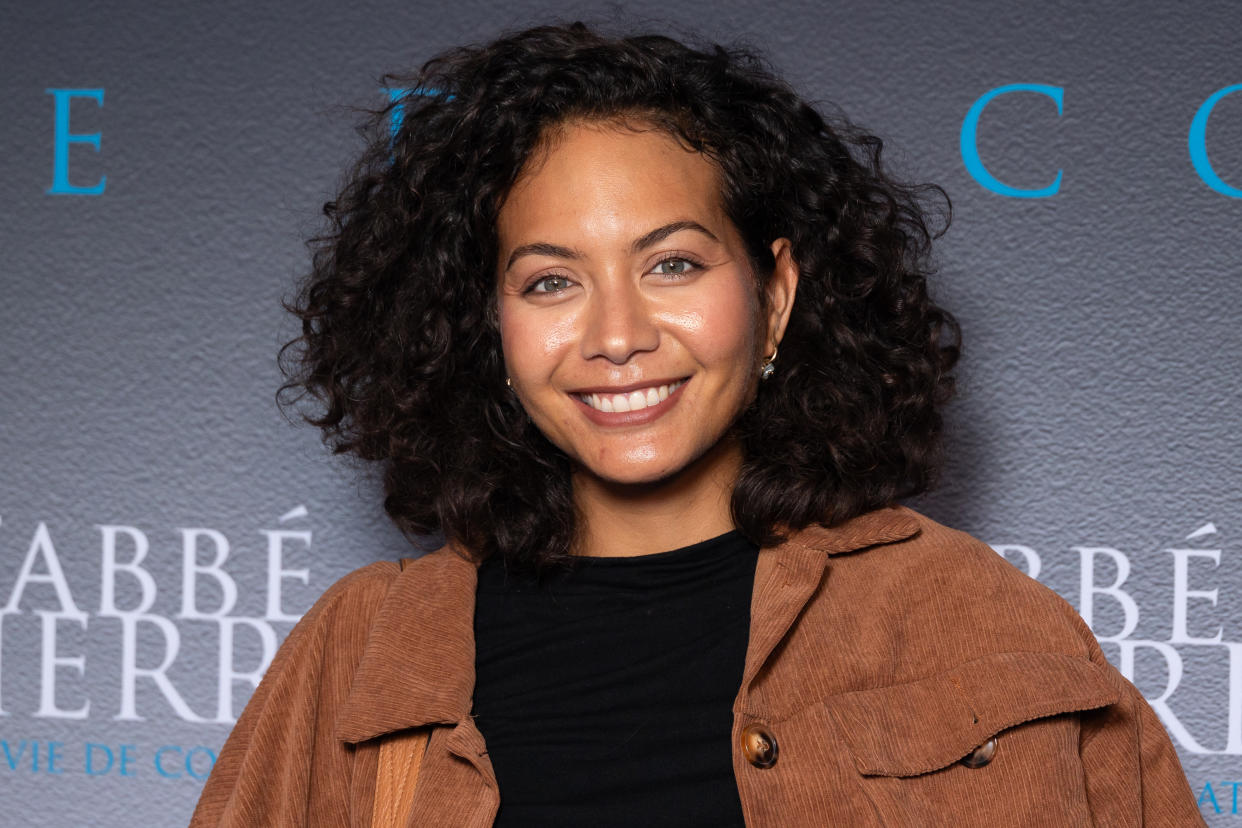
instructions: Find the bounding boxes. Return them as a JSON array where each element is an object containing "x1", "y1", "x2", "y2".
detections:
[
  {"x1": 741, "y1": 724, "x2": 778, "y2": 768},
  {"x1": 960, "y1": 736, "x2": 997, "y2": 768}
]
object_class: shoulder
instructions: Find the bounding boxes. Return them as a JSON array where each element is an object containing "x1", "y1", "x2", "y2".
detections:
[
  {"x1": 188, "y1": 558, "x2": 406, "y2": 826},
  {"x1": 880, "y1": 505, "x2": 1040, "y2": 584},
  {"x1": 814, "y1": 508, "x2": 1204, "y2": 823},
  {"x1": 289, "y1": 558, "x2": 404, "y2": 644},
  {"x1": 244, "y1": 557, "x2": 412, "y2": 698},
  {"x1": 759, "y1": 506, "x2": 1205, "y2": 824},
  {"x1": 313, "y1": 558, "x2": 404, "y2": 609},
  {"x1": 824, "y1": 505, "x2": 1098, "y2": 661}
]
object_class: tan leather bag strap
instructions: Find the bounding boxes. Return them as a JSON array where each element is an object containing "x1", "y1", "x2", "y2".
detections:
[
  {"x1": 371, "y1": 557, "x2": 430, "y2": 828},
  {"x1": 372, "y1": 727, "x2": 430, "y2": 827}
]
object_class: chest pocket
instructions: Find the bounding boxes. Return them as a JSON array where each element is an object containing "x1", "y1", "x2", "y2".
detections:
[{"x1": 824, "y1": 652, "x2": 1121, "y2": 825}]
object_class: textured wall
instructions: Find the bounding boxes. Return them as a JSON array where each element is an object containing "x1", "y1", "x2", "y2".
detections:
[{"x1": 1, "y1": 0, "x2": 1238, "y2": 824}]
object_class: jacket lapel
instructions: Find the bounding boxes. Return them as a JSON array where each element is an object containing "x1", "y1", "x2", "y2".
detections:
[
  {"x1": 334, "y1": 544, "x2": 480, "y2": 744},
  {"x1": 740, "y1": 506, "x2": 922, "y2": 700}
]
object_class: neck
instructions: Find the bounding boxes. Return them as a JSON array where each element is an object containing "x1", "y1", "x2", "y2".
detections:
[{"x1": 571, "y1": 436, "x2": 743, "y2": 558}]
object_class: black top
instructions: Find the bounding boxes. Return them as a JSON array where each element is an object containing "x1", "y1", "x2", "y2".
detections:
[{"x1": 472, "y1": 530, "x2": 759, "y2": 827}]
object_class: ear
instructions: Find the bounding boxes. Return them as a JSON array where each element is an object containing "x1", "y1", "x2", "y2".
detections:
[{"x1": 762, "y1": 237, "x2": 799, "y2": 356}]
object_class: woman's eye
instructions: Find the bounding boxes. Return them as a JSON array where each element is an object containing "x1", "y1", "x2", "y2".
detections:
[
  {"x1": 651, "y1": 257, "x2": 700, "y2": 277},
  {"x1": 528, "y1": 275, "x2": 573, "y2": 294}
]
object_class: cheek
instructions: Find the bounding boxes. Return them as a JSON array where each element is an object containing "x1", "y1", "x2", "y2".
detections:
[
  {"x1": 499, "y1": 305, "x2": 578, "y2": 383},
  {"x1": 665, "y1": 279, "x2": 760, "y2": 365}
]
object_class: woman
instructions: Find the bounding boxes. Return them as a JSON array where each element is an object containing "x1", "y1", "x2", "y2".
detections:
[{"x1": 190, "y1": 21, "x2": 1203, "y2": 827}]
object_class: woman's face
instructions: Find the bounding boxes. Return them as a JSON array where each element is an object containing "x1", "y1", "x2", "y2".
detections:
[{"x1": 496, "y1": 120, "x2": 797, "y2": 488}]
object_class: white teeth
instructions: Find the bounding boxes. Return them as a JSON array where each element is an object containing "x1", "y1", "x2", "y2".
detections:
[{"x1": 578, "y1": 380, "x2": 685, "y2": 413}]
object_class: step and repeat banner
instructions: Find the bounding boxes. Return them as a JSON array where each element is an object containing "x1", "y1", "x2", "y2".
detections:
[{"x1": 2, "y1": 0, "x2": 1239, "y2": 824}]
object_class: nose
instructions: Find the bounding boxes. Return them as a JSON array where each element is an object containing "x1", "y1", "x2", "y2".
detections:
[{"x1": 579, "y1": 277, "x2": 660, "y2": 364}]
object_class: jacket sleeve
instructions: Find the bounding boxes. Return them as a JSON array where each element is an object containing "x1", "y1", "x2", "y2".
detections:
[
  {"x1": 1075, "y1": 625, "x2": 1207, "y2": 826},
  {"x1": 188, "y1": 561, "x2": 397, "y2": 828}
]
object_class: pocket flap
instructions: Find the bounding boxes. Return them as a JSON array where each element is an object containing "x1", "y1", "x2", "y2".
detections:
[{"x1": 827, "y1": 652, "x2": 1120, "y2": 777}]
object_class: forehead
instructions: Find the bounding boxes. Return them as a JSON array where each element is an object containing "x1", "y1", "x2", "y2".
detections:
[{"x1": 496, "y1": 119, "x2": 728, "y2": 247}]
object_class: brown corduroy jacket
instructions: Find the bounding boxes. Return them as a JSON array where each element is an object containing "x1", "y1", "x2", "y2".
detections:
[{"x1": 189, "y1": 505, "x2": 1205, "y2": 826}]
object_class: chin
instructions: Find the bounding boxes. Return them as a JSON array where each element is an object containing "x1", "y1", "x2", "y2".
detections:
[
  {"x1": 584, "y1": 466, "x2": 679, "y2": 487},
  {"x1": 577, "y1": 451, "x2": 708, "y2": 488}
]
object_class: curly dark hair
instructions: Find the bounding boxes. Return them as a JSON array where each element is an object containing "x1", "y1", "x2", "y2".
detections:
[{"x1": 280, "y1": 20, "x2": 960, "y2": 571}]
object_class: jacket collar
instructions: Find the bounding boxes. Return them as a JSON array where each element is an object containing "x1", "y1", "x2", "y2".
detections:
[
  {"x1": 776, "y1": 504, "x2": 921, "y2": 556},
  {"x1": 334, "y1": 542, "x2": 480, "y2": 743},
  {"x1": 334, "y1": 505, "x2": 921, "y2": 744}
]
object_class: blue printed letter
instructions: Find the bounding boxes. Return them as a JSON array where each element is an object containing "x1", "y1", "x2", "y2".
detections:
[
  {"x1": 85, "y1": 742, "x2": 114, "y2": 775},
  {"x1": 1199, "y1": 781, "x2": 1221, "y2": 814},
  {"x1": 154, "y1": 745, "x2": 183, "y2": 778},
  {"x1": 385, "y1": 86, "x2": 450, "y2": 142},
  {"x1": 46, "y1": 88, "x2": 106, "y2": 195},
  {"x1": 960, "y1": 83, "x2": 1063, "y2": 198},
  {"x1": 388, "y1": 87, "x2": 410, "y2": 143},
  {"x1": 1189, "y1": 84, "x2": 1242, "y2": 198}
]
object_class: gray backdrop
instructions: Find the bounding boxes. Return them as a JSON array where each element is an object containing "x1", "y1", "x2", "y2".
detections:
[{"x1": 2, "y1": 0, "x2": 1239, "y2": 824}]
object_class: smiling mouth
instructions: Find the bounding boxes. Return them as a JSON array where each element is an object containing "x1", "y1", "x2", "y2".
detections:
[{"x1": 572, "y1": 379, "x2": 688, "y2": 413}]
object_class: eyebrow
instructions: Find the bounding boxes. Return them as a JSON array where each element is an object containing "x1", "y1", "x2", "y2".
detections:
[{"x1": 503, "y1": 220, "x2": 720, "y2": 272}]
